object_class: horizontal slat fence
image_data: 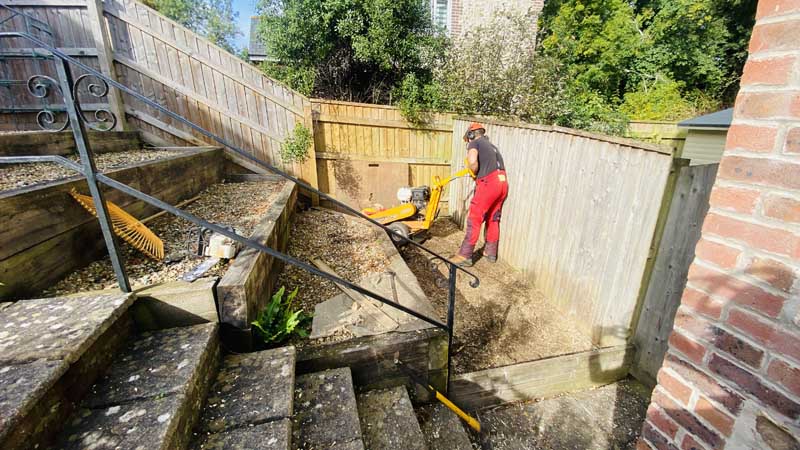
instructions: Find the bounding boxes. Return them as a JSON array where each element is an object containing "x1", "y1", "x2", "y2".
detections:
[
  {"x1": 449, "y1": 118, "x2": 674, "y2": 346},
  {"x1": 0, "y1": 0, "x2": 318, "y2": 187},
  {"x1": 311, "y1": 99, "x2": 454, "y2": 209}
]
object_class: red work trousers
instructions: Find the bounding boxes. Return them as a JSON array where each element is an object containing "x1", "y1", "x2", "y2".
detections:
[{"x1": 458, "y1": 170, "x2": 508, "y2": 258}]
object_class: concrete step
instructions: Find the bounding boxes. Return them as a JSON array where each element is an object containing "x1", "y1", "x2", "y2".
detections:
[
  {"x1": 356, "y1": 386, "x2": 426, "y2": 450},
  {"x1": 0, "y1": 292, "x2": 136, "y2": 450},
  {"x1": 56, "y1": 322, "x2": 220, "y2": 450},
  {"x1": 292, "y1": 367, "x2": 364, "y2": 450},
  {"x1": 193, "y1": 346, "x2": 296, "y2": 449},
  {"x1": 417, "y1": 403, "x2": 474, "y2": 450}
]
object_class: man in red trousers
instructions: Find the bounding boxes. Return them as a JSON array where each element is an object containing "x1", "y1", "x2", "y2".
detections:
[{"x1": 450, "y1": 122, "x2": 508, "y2": 267}]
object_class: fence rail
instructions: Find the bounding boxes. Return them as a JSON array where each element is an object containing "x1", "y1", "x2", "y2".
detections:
[{"x1": 449, "y1": 118, "x2": 674, "y2": 346}]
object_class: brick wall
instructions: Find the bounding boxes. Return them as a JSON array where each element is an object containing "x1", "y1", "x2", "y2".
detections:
[
  {"x1": 640, "y1": 1, "x2": 800, "y2": 449},
  {"x1": 453, "y1": 0, "x2": 543, "y2": 38}
]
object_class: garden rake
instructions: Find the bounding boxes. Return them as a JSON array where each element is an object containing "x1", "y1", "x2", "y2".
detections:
[{"x1": 70, "y1": 189, "x2": 165, "y2": 260}]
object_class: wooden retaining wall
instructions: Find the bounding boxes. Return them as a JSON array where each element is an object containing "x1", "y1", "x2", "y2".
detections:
[
  {"x1": 449, "y1": 118, "x2": 674, "y2": 347},
  {"x1": 216, "y1": 178, "x2": 297, "y2": 350},
  {"x1": 0, "y1": 130, "x2": 141, "y2": 156},
  {"x1": 0, "y1": 147, "x2": 224, "y2": 299}
]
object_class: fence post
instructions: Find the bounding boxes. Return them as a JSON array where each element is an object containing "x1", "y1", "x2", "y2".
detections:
[
  {"x1": 85, "y1": 0, "x2": 127, "y2": 131},
  {"x1": 303, "y1": 103, "x2": 320, "y2": 205}
]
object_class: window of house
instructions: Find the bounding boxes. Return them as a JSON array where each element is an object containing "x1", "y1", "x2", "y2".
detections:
[{"x1": 431, "y1": 0, "x2": 450, "y2": 34}]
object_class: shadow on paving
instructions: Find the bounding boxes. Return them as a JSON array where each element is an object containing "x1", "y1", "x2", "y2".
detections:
[{"x1": 467, "y1": 378, "x2": 651, "y2": 450}]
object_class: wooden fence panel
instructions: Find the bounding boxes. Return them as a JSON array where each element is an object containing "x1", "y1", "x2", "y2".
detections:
[
  {"x1": 311, "y1": 99, "x2": 454, "y2": 209},
  {"x1": 0, "y1": 0, "x2": 317, "y2": 186},
  {"x1": 631, "y1": 163, "x2": 718, "y2": 385},
  {"x1": 449, "y1": 118, "x2": 674, "y2": 346}
]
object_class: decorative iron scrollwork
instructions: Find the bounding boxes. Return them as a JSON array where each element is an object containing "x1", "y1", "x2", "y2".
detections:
[
  {"x1": 25, "y1": 73, "x2": 118, "y2": 132},
  {"x1": 74, "y1": 74, "x2": 117, "y2": 131},
  {"x1": 26, "y1": 75, "x2": 68, "y2": 132}
]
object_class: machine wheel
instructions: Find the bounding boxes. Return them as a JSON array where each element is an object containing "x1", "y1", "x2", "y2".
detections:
[{"x1": 386, "y1": 222, "x2": 411, "y2": 247}]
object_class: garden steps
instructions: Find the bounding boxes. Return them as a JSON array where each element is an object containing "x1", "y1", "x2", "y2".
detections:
[
  {"x1": 417, "y1": 403, "x2": 475, "y2": 450},
  {"x1": 56, "y1": 322, "x2": 220, "y2": 450},
  {"x1": 193, "y1": 346, "x2": 296, "y2": 449},
  {"x1": 292, "y1": 367, "x2": 365, "y2": 450},
  {"x1": 356, "y1": 386, "x2": 426, "y2": 450},
  {"x1": 0, "y1": 292, "x2": 136, "y2": 450}
]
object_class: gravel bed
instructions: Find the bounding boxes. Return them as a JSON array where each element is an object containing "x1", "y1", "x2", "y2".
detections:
[
  {"x1": 0, "y1": 149, "x2": 188, "y2": 192},
  {"x1": 275, "y1": 208, "x2": 392, "y2": 321},
  {"x1": 43, "y1": 180, "x2": 284, "y2": 296}
]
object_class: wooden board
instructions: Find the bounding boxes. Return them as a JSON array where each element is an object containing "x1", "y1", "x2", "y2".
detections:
[
  {"x1": 319, "y1": 159, "x2": 409, "y2": 210},
  {"x1": 449, "y1": 345, "x2": 634, "y2": 411},
  {"x1": 631, "y1": 164, "x2": 718, "y2": 386},
  {"x1": 0, "y1": 131, "x2": 141, "y2": 156}
]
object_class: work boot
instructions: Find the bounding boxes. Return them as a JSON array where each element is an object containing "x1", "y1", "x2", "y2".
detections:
[
  {"x1": 485, "y1": 255, "x2": 497, "y2": 263},
  {"x1": 449, "y1": 254, "x2": 474, "y2": 267}
]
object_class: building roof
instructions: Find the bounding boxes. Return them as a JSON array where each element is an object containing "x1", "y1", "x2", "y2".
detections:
[
  {"x1": 248, "y1": 16, "x2": 269, "y2": 61},
  {"x1": 677, "y1": 108, "x2": 733, "y2": 129}
]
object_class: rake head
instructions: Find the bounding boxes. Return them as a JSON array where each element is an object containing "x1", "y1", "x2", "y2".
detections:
[{"x1": 70, "y1": 189, "x2": 165, "y2": 260}]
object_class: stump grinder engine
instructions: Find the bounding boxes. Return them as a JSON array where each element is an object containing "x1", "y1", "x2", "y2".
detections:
[{"x1": 363, "y1": 166, "x2": 474, "y2": 245}]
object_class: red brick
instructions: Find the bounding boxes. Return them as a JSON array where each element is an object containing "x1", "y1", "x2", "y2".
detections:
[
  {"x1": 703, "y1": 213, "x2": 800, "y2": 260},
  {"x1": 665, "y1": 354, "x2": 744, "y2": 414},
  {"x1": 763, "y1": 194, "x2": 800, "y2": 225},
  {"x1": 767, "y1": 358, "x2": 800, "y2": 397},
  {"x1": 669, "y1": 330, "x2": 707, "y2": 364},
  {"x1": 642, "y1": 421, "x2": 681, "y2": 450},
  {"x1": 756, "y1": 0, "x2": 800, "y2": 19},
  {"x1": 787, "y1": 127, "x2": 800, "y2": 154},
  {"x1": 658, "y1": 369, "x2": 694, "y2": 405},
  {"x1": 740, "y1": 57, "x2": 795, "y2": 87},
  {"x1": 708, "y1": 353, "x2": 800, "y2": 419},
  {"x1": 648, "y1": 403, "x2": 680, "y2": 438},
  {"x1": 652, "y1": 388, "x2": 724, "y2": 448},
  {"x1": 727, "y1": 308, "x2": 800, "y2": 362},
  {"x1": 687, "y1": 263, "x2": 786, "y2": 317},
  {"x1": 719, "y1": 156, "x2": 800, "y2": 191},
  {"x1": 682, "y1": 288, "x2": 724, "y2": 319},
  {"x1": 673, "y1": 308, "x2": 716, "y2": 340},
  {"x1": 749, "y1": 21, "x2": 800, "y2": 54},
  {"x1": 713, "y1": 327, "x2": 765, "y2": 368},
  {"x1": 745, "y1": 257, "x2": 795, "y2": 293},
  {"x1": 695, "y1": 396, "x2": 735, "y2": 436},
  {"x1": 693, "y1": 238, "x2": 742, "y2": 269},
  {"x1": 637, "y1": 439, "x2": 653, "y2": 450},
  {"x1": 681, "y1": 434, "x2": 709, "y2": 450},
  {"x1": 734, "y1": 91, "x2": 800, "y2": 120},
  {"x1": 725, "y1": 124, "x2": 778, "y2": 153}
]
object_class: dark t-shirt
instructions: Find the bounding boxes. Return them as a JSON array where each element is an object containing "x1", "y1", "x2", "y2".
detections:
[{"x1": 467, "y1": 136, "x2": 505, "y2": 179}]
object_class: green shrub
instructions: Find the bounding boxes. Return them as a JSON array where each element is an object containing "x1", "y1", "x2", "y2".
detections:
[
  {"x1": 280, "y1": 124, "x2": 313, "y2": 164},
  {"x1": 251, "y1": 286, "x2": 312, "y2": 345}
]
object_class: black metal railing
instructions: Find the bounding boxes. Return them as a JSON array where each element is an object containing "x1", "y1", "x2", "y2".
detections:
[{"x1": 0, "y1": 12, "x2": 478, "y2": 388}]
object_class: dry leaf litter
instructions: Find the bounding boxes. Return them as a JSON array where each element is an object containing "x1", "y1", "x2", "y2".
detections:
[
  {"x1": 44, "y1": 180, "x2": 283, "y2": 296},
  {"x1": 0, "y1": 149, "x2": 187, "y2": 192}
]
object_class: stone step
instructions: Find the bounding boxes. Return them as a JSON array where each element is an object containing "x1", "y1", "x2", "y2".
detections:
[
  {"x1": 292, "y1": 367, "x2": 364, "y2": 450},
  {"x1": 356, "y1": 386, "x2": 426, "y2": 450},
  {"x1": 0, "y1": 292, "x2": 136, "y2": 450},
  {"x1": 417, "y1": 403, "x2": 475, "y2": 450},
  {"x1": 193, "y1": 346, "x2": 296, "y2": 449},
  {"x1": 56, "y1": 322, "x2": 219, "y2": 450}
]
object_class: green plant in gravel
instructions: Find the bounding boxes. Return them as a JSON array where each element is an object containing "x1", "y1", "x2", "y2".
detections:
[
  {"x1": 279, "y1": 125, "x2": 312, "y2": 164},
  {"x1": 252, "y1": 286, "x2": 312, "y2": 345}
]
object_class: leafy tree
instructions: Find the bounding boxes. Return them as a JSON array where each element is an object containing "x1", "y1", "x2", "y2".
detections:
[
  {"x1": 255, "y1": 0, "x2": 447, "y2": 104},
  {"x1": 143, "y1": 0, "x2": 240, "y2": 52}
]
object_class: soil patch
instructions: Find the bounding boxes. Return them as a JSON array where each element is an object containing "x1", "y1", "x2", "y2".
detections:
[
  {"x1": 400, "y1": 219, "x2": 595, "y2": 373},
  {"x1": 467, "y1": 378, "x2": 651, "y2": 450},
  {"x1": 0, "y1": 149, "x2": 187, "y2": 192},
  {"x1": 43, "y1": 180, "x2": 283, "y2": 296},
  {"x1": 275, "y1": 208, "x2": 392, "y2": 319}
]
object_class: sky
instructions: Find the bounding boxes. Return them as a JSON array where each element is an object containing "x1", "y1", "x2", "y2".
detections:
[{"x1": 232, "y1": 0, "x2": 258, "y2": 51}]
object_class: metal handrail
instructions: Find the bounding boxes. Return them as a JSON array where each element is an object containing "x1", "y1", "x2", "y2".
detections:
[{"x1": 0, "y1": 24, "x2": 477, "y2": 387}]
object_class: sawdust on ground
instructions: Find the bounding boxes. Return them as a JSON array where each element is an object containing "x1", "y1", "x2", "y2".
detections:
[
  {"x1": 400, "y1": 219, "x2": 595, "y2": 374},
  {"x1": 275, "y1": 208, "x2": 392, "y2": 331},
  {"x1": 467, "y1": 379, "x2": 651, "y2": 450},
  {"x1": 43, "y1": 180, "x2": 283, "y2": 296}
]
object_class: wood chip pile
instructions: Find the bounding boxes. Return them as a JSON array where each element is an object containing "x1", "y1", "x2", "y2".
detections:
[
  {"x1": 43, "y1": 180, "x2": 282, "y2": 296},
  {"x1": 0, "y1": 149, "x2": 186, "y2": 192}
]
